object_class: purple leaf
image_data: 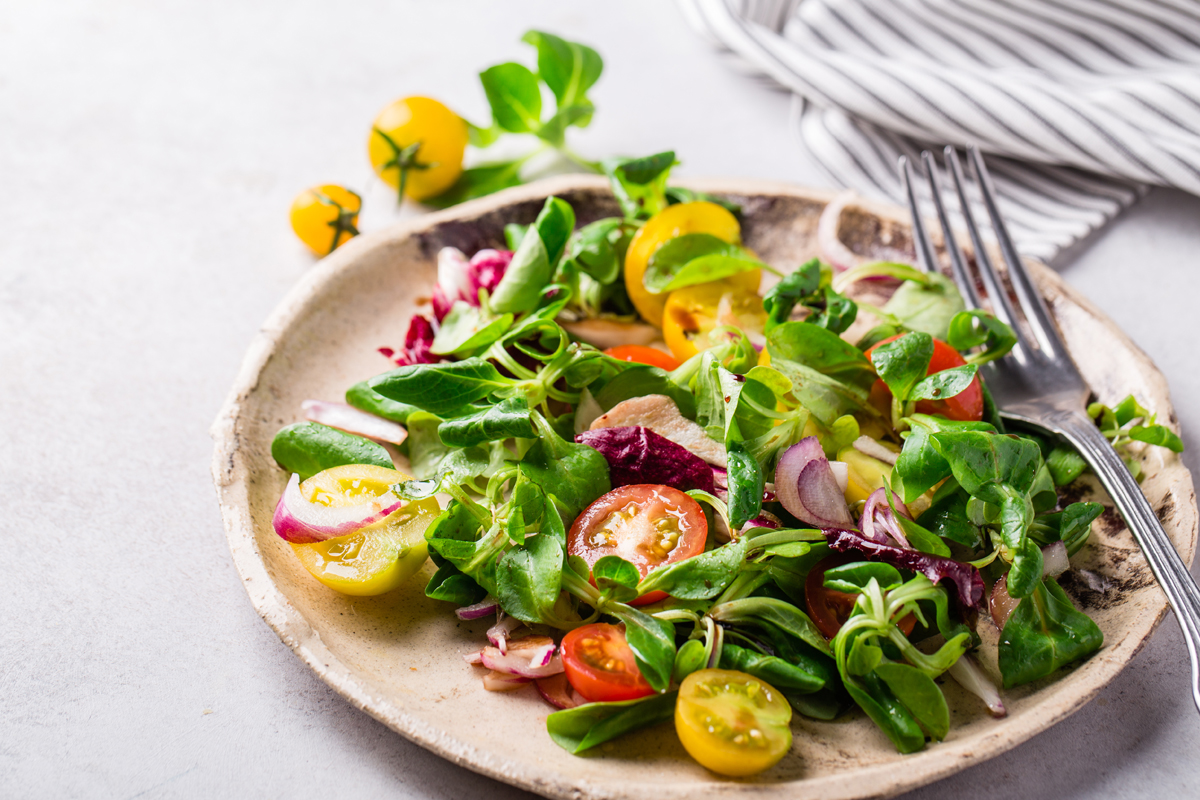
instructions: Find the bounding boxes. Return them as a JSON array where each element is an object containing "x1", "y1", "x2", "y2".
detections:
[
  {"x1": 825, "y1": 527, "x2": 986, "y2": 611},
  {"x1": 432, "y1": 247, "x2": 513, "y2": 321},
  {"x1": 575, "y1": 426, "x2": 716, "y2": 493},
  {"x1": 380, "y1": 314, "x2": 441, "y2": 367}
]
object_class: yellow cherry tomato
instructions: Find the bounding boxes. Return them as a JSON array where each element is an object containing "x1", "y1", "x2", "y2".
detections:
[
  {"x1": 289, "y1": 184, "x2": 361, "y2": 256},
  {"x1": 368, "y1": 96, "x2": 467, "y2": 202},
  {"x1": 675, "y1": 668, "x2": 793, "y2": 777},
  {"x1": 662, "y1": 278, "x2": 767, "y2": 363},
  {"x1": 624, "y1": 201, "x2": 748, "y2": 327},
  {"x1": 290, "y1": 465, "x2": 439, "y2": 596}
]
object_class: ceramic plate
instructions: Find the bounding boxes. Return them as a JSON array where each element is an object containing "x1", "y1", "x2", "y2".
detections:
[{"x1": 212, "y1": 176, "x2": 1197, "y2": 800}]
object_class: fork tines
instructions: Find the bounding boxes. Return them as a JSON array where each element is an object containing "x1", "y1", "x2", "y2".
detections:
[{"x1": 900, "y1": 145, "x2": 1066, "y2": 363}]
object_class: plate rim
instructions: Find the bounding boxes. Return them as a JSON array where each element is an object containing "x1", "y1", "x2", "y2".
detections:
[{"x1": 211, "y1": 174, "x2": 1197, "y2": 800}]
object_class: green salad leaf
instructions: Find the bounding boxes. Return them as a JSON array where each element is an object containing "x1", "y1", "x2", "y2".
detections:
[{"x1": 270, "y1": 422, "x2": 392, "y2": 480}]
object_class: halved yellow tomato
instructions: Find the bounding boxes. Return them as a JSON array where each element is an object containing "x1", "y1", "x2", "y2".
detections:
[
  {"x1": 835, "y1": 446, "x2": 895, "y2": 506},
  {"x1": 624, "y1": 201, "x2": 746, "y2": 327},
  {"x1": 662, "y1": 278, "x2": 767, "y2": 363},
  {"x1": 291, "y1": 465, "x2": 439, "y2": 596},
  {"x1": 675, "y1": 668, "x2": 793, "y2": 777}
]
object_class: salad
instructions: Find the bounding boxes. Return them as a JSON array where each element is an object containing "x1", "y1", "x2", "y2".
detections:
[{"x1": 266, "y1": 155, "x2": 1184, "y2": 777}]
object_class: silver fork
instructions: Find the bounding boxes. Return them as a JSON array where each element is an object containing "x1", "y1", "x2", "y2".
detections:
[{"x1": 901, "y1": 144, "x2": 1200, "y2": 714}]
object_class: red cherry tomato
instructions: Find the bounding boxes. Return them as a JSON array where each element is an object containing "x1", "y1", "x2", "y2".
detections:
[
  {"x1": 603, "y1": 345, "x2": 681, "y2": 372},
  {"x1": 864, "y1": 334, "x2": 984, "y2": 422},
  {"x1": 805, "y1": 555, "x2": 917, "y2": 640},
  {"x1": 568, "y1": 484, "x2": 708, "y2": 606},
  {"x1": 561, "y1": 623, "x2": 656, "y2": 702}
]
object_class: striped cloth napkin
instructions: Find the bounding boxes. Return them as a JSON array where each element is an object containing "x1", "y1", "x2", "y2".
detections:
[{"x1": 678, "y1": 0, "x2": 1200, "y2": 262}]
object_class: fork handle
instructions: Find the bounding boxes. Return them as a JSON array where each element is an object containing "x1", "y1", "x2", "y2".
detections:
[{"x1": 1057, "y1": 414, "x2": 1200, "y2": 713}]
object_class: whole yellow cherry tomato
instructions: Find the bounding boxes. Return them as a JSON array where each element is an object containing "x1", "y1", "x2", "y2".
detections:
[
  {"x1": 624, "y1": 202, "x2": 747, "y2": 327},
  {"x1": 290, "y1": 465, "x2": 439, "y2": 596},
  {"x1": 675, "y1": 668, "x2": 793, "y2": 777},
  {"x1": 289, "y1": 184, "x2": 361, "y2": 256},
  {"x1": 661, "y1": 278, "x2": 767, "y2": 363},
  {"x1": 368, "y1": 96, "x2": 468, "y2": 202}
]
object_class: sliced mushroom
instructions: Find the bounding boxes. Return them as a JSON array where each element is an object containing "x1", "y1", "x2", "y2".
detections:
[
  {"x1": 590, "y1": 394, "x2": 727, "y2": 468},
  {"x1": 560, "y1": 318, "x2": 661, "y2": 350}
]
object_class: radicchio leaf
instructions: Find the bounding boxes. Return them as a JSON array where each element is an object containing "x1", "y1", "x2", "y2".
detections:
[
  {"x1": 432, "y1": 247, "x2": 514, "y2": 321},
  {"x1": 824, "y1": 527, "x2": 985, "y2": 611},
  {"x1": 380, "y1": 314, "x2": 440, "y2": 367},
  {"x1": 575, "y1": 426, "x2": 716, "y2": 493}
]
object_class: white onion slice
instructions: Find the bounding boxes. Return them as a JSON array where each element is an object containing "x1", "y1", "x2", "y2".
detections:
[
  {"x1": 828, "y1": 461, "x2": 849, "y2": 494},
  {"x1": 455, "y1": 597, "x2": 499, "y2": 621},
  {"x1": 479, "y1": 635, "x2": 563, "y2": 679},
  {"x1": 947, "y1": 654, "x2": 1007, "y2": 718},
  {"x1": 816, "y1": 191, "x2": 863, "y2": 272},
  {"x1": 482, "y1": 670, "x2": 531, "y2": 692},
  {"x1": 1042, "y1": 540, "x2": 1070, "y2": 578},
  {"x1": 852, "y1": 435, "x2": 899, "y2": 466},
  {"x1": 272, "y1": 473, "x2": 404, "y2": 544},
  {"x1": 991, "y1": 543, "x2": 1070, "y2": 629},
  {"x1": 776, "y1": 438, "x2": 855, "y2": 528},
  {"x1": 302, "y1": 400, "x2": 407, "y2": 445}
]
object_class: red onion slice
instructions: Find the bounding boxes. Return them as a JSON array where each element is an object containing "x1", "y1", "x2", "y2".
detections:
[
  {"x1": 487, "y1": 614, "x2": 524, "y2": 655},
  {"x1": 744, "y1": 509, "x2": 782, "y2": 531},
  {"x1": 990, "y1": 576, "x2": 1019, "y2": 629},
  {"x1": 479, "y1": 635, "x2": 563, "y2": 679},
  {"x1": 463, "y1": 650, "x2": 484, "y2": 665},
  {"x1": 816, "y1": 191, "x2": 864, "y2": 272},
  {"x1": 482, "y1": 670, "x2": 532, "y2": 692},
  {"x1": 272, "y1": 473, "x2": 405, "y2": 544},
  {"x1": 776, "y1": 438, "x2": 855, "y2": 528},
  {"x1": 947, "y1": 653, "x2": 1006, "y2": 718},
  {"x1": 455, "y1": 597, "x2": 499, "y2": 621},
  {"x1": 302, "y1": 400, "x2": 408, "y2": 445},
  {"x1": 860, "y1": 487, "x2": 913, "y2": 548},
  {"x1": 535, "y1": 673, "x2": 586, "y2": 710}
]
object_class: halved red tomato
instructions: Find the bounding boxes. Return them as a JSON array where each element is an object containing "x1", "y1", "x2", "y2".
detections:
[
  {"x1": 804, "y1": 555, "x2": 917, "y2": 640},
  {"x1": 864, "y1": 334, "x2": 983, "y2": 422},
  {"x1": 603, "y1": 345, "x2": 681, "y2": 372},
  {"x1": 568, "y1": 484, "x2": 708, "y2": 605},
  {"x1": 561, "y1": 623, "x2": 655, "y2": 702}
]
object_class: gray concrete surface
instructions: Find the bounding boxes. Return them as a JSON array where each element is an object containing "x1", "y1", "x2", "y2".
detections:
[{"x1": 3, "y1": 1, "x2": 1198, "y2": 798}]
